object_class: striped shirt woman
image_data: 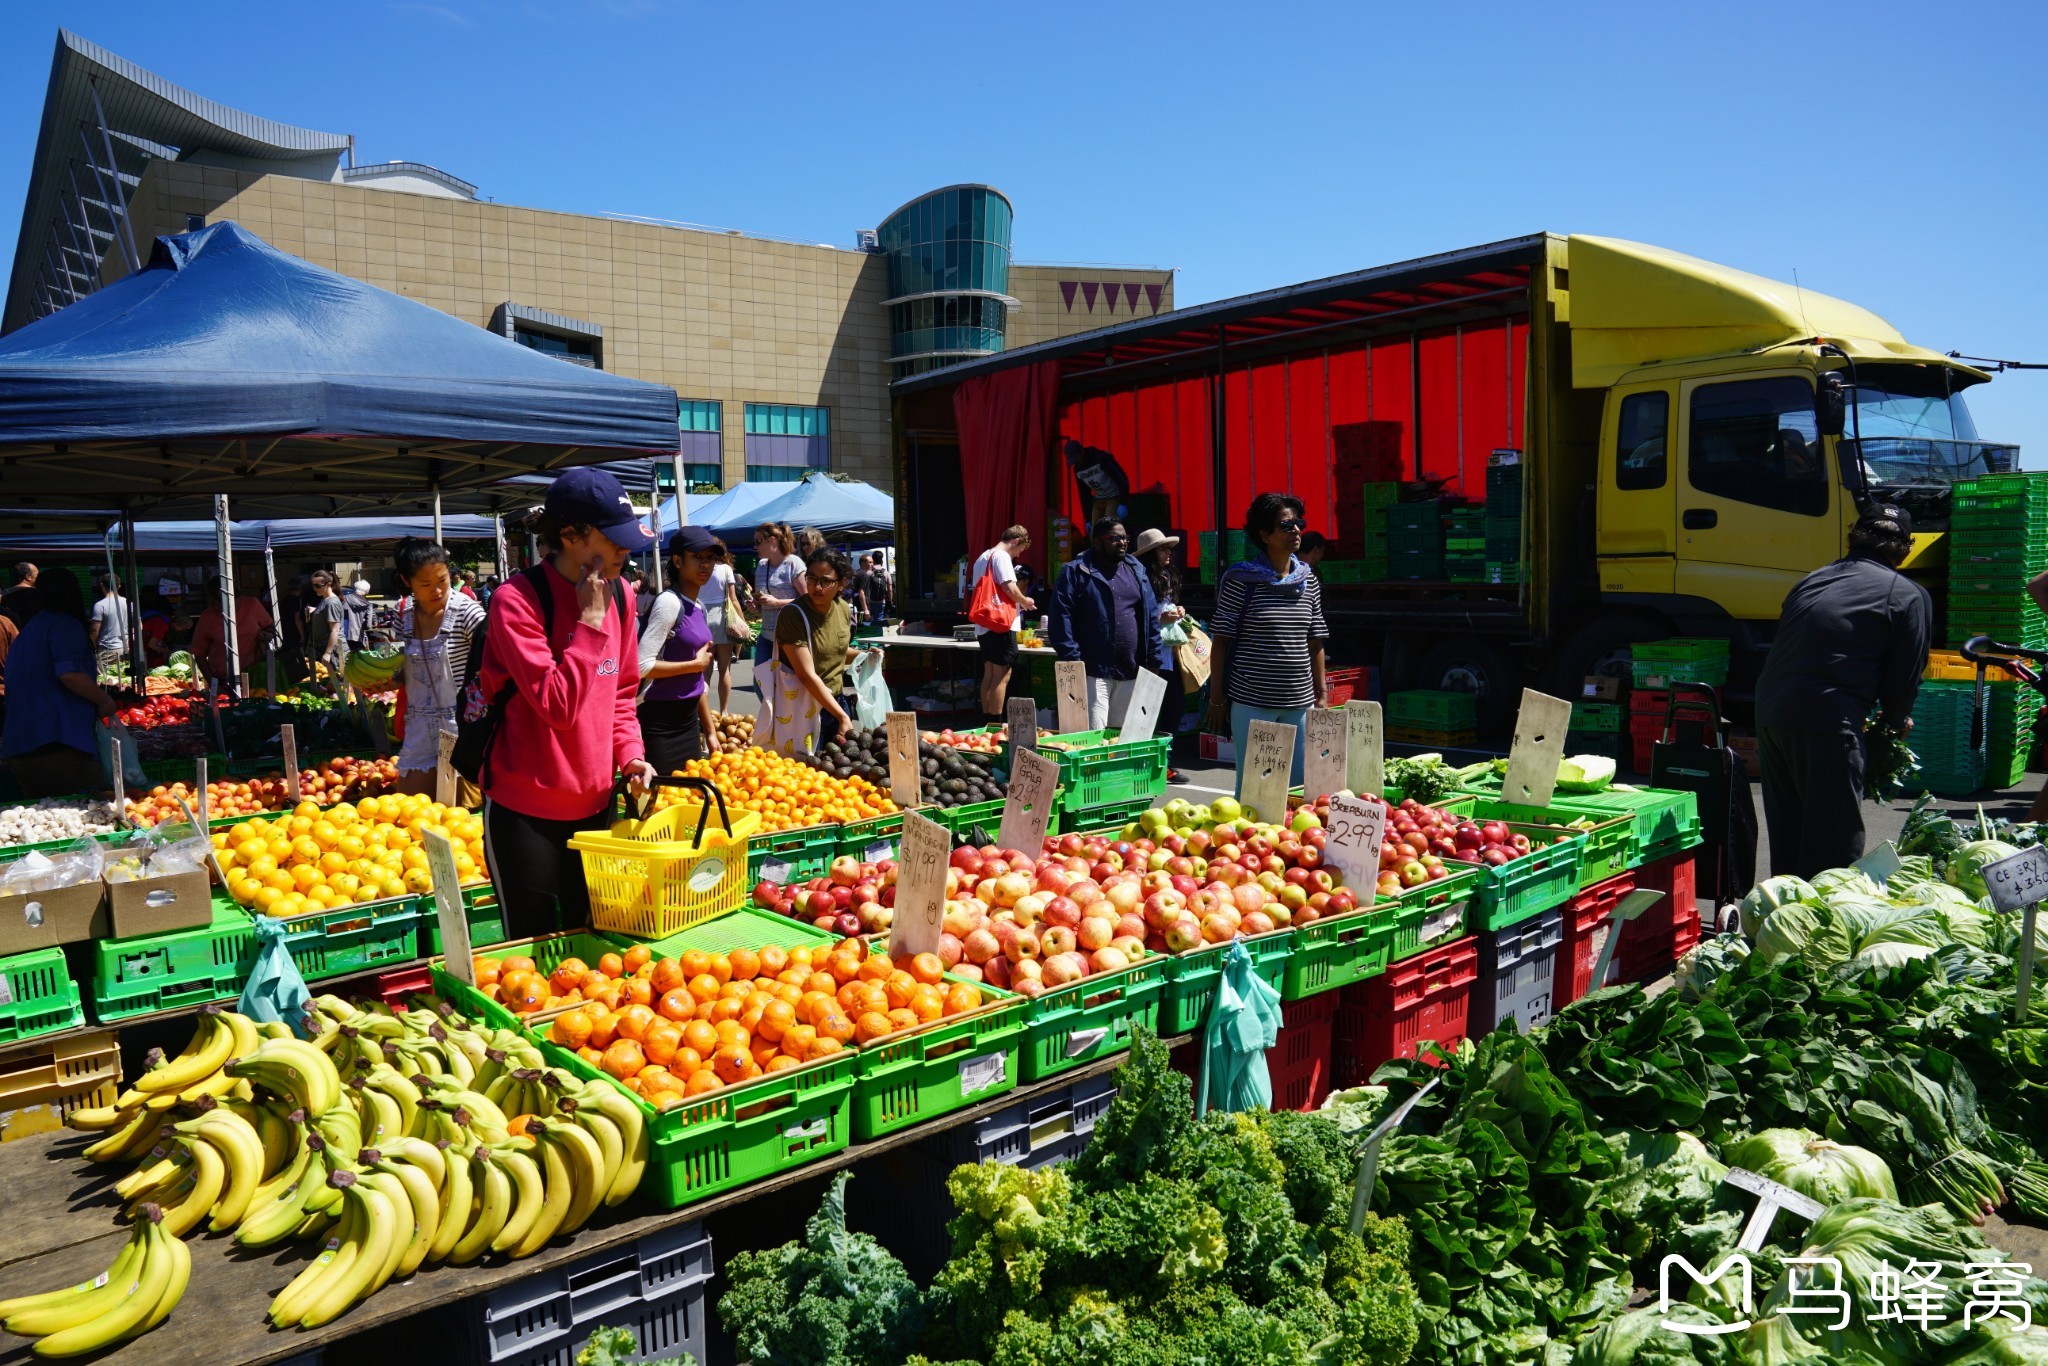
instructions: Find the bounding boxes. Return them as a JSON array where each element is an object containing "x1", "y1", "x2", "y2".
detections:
[{"x1": 1206, "y1": 493, "x2": 1329, "y2": 802}]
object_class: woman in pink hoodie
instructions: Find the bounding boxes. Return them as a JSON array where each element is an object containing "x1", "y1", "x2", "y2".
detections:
[{"x1": 477, "y1": 467, "x2": 658, "y2": 937}]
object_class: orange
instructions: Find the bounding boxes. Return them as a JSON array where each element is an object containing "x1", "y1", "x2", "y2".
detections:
[
  {"x1": 710, "y1": 1044, "x2": 752, "y2": 1085},
  {"x1": 649, "y1": 959, "x2": 687, "y2": 997},
  {"x1": 682, "y1": 1019, "x2": 719, "y2": 1055},
  {"x1": 550, "y1": 1011, "x2": 594, "y2": 1049},
  {"x1": 826, "y1": 955, "x2": 861, "y2": 986},
  {"x1": 719, "y1": 979, "x2": 753, "y2": 1001},
  {"x1": 549, "y1": 963, "x2": 586, "y2": 997},
  {"x1": 713, "y1": 1019, "x2": 751, "y2": 1050},
  {"x1": 670, "y1": 1046, "x2": 703, "y2": 1078},
  {"x1": 944, "y1": 984, "x2": 982, "y2": 1015},
  {"x1": 766, "y1": 1054, "x2": 802, "y2": 1072},
  {"x1": 597, "y1": 952, "x2": 625, "y2": 979},
  {"x1": 505, "y1": 977, "x2": 549, "y2": 1013},
  {"x1": 587, "y1": 1012, "x2": 620, "y2": 1049},
  {"x1": 855, "y1": 1011, "x2": 894, "y2": 1043},
  {"x1": 804, "y1": 971, "x2": 838, "y2": 997},
  {"x1": 908, "y1": 953, "x2": 945, "y2": 986},
  {"x1": 505, "y1": 1114, "x2": 533, "y2": 1138},
  {"x1": 579, "y1": 970, "x2": 611, "y2": 996},
  {"x1": 834, "y1": 937, "x2": 868, "y2": 962},
  {"x1": 601, "y1": 1039, "x2": 647, "y2": 1080},
  {"x1": 835, "y1": 981, "x2": 866, "y2": 1014},
  {"x1": 688, "y1": 973, "x2": 722, "y2": 1005},
  {"x1": 642, "y1": 1020, "x2": 682, "y2": 1066},
  {"x1": 710, "y1": 997, "x2": 746, "y2": 1025},
  {"x1": 887, "y1": 1008, "x2": 918, "y2": 1033},
  {"x1": 758, "y1": 945, "x2": 789, "y2": 977},
  {"x1": 858, "y1": 955, "x2": 892, "y2": 984},
  {"x1": 657, "y1": 989, "x2": 696, "y2": 1023},
  {"x1": 750, "y1": 1036, "x2": 781, "y2": 1067},
  {"x1": 908, "y1": 986, "x2": 943, "y2": 1022},
  {"x1": 684, "y1": 1070, "x2": 723, "y2": 1095},
  {"x1": 502, "y1": 955, "x2": 537, "y2": 977},
  {"x1": 884, "y1": 971, "x2": 917, "y2": 1010},
  {"x1": 621, "y1": 944, "x2": 652, "y2": 975},
  {"x1": 623, "y1": 977, "x2": 655, "y2": 1008},
  {"x1": 807, "y1": 1035, "x2": 845, "y2": 1060},
  {"x1": 776, "y1": 968, "x2": 811, "y2": 990},
  {"x1": 857, "y1": 983, "x2": 890, "y2": 1017},
  {"x1": 707, "y1": 953, "x2": 734, "y2": 985},
  {"x1": 677, "y1": 949, "x2": 711, "y2": 981},
  {"x1": 756, "y1": 999, "x2": 795, "y2": 1043},
  {"x1": 785, "y1": 945, "x2": 814, "y2": 971},
  {"x1": 728, "y1": 948, "x2": 760, "y2": 981},
  {"x1": 577, "y1": 1045, "x2": 605, "y2": 1066},
  {"x1": 615, "y1": 1003, "x2": 656, "y2": 1042},
  {"x1": 819, "y1": 1013, "x2": 856, "y2": 1044},
  {"x1": 473, "y1": 956, "x2": 503, "y2": 986}
]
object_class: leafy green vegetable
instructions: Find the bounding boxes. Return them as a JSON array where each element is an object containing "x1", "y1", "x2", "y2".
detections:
[
  {"x1": 718, "y1": 1172, "x2": 925, "y2": 1366},
  {"x1": 1722, "y1": 1128, "x2": 1897, "y2": 1203},
  {"x1": 1567, "y1": 1303, "x2": 1734, "y2": 1364},
  {"x1": 1950, "y1": 840, "x2": 2023, "y2": 899},
  {"x1": 1557, "y1": 755, "x2": 1617, "y2": 792},
  {"x1": 1386, "y1": 753, "x2": 1461, "y2": 805},
  {"x1": 1864, "y1": 719, "x2": 1921, "y2": 803}
]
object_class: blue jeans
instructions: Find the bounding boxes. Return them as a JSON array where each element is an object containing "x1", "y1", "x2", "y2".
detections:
[{"x1": 1230, "y1": 702, "x2": 1308, "y2": 803}]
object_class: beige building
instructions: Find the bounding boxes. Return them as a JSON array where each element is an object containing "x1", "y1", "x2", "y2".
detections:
[{"x1": 6, "y1": 32, "x2": 1172, "y2": 492}]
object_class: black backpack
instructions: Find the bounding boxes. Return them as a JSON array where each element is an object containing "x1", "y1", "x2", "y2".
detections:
[{"x1": 452, "y1": 564, "x2": 626, "y2": 787}]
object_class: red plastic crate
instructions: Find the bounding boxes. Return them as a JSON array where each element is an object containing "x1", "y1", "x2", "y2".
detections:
[
  {"x1": 1267, "y1": 994, "x2": 1336, "y2": 1112},
  {"x1": 1629, "y1": 688, "x2": 1673, "y2": 716},
  {"x1": 323, "y1": 961, "x2": 436, "y2": 1009},
  {"x1": 1627, "y1": 712, "x2": 1665, "y2": 772},
  {"x1": 1555, "y1": 872, "x2": 1637, "y2": 1007},
  {"x1": 1610, "y1": 851, "x2": 1701, "y2": 984},
  {"x1": 1325, "y1": 667, "x2": 1376, "y2": 707},
  {"x1": 1330, "y1": 935, "x2": 1478, "y2": 1085}
]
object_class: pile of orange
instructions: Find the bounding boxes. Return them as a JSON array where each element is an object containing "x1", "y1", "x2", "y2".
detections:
[
  {"x1": 472, "y1": 937, "x2": 984, "y2": 1111},
  {"x1": 214, "y1": 795, "x2": 487, "y2": 919},
  {"x1": 657, "y1": 747, "x2": 896, "y2": 832}
]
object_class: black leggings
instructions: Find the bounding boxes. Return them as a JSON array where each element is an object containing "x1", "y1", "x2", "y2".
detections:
[{"x1": 482, "y1": 798, "x2": 614, "y2": 941}]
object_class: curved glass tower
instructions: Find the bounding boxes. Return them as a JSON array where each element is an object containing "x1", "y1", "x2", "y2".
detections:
[{"x1": 877, "y1": 185, "x2": 1014, "y2": 378}]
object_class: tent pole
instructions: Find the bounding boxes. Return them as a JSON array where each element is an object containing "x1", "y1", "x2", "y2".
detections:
[
  {"x1": 493, "y1": 514, "x2": 509, "y2": 581},
  {"x1": 263, "y1": 527, "x2": 280, "y2": 698},
  {"x1": 673, "y1": 451, "x2": 690, "y2": 526},
  {"x1": 216, "y1": 494, "x2": 240, "y2": 711},
  {"x1": 432, "y1": 482, "x2": 443, "y2": 544},
  {"x1": 646, "y1": 464, "x2": 664, "y2": 595},
  {"x1": 527, "y1": 531, "x2": 539, "y2": 565},
  {"x1": 120, "y1": 507, "x2": 144, "y2": 684}
]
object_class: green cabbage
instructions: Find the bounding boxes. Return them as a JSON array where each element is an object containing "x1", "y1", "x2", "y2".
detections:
[
  {"x1": 1840, "y1": 941, "x2": 1940, "y2": 977},
  {"x1": 1943, "y1": 1323, "x2": 2048, "y2": 1364},
  {"x1": 1948, "y1": 839, "x2": 2021, "y2": 899},
  {"x1": 1887, "y1": 854, "x2": 1938, "y2": 889},
  {"x1": 1754, "y1": 901, "x2": 1824, "y2": 964},
  {"x1": 1568, "y1": 1303, "x2": 1734, "y2": 1363},
  {"x1": 1674, "y1": 934, "x2": 1750, "y2": 1002},
  {"x1": 1556, "y1": 754, "x2": 1618, "y2": 793},
  {"x1": 1723, "y1": 1128, "x2": 1897, "y2": 1204},
  {"x1": 1811, "y1": 866, "x2": 1880, "y2": 897},
  {"x1": 1739, "y1": 876, "x2": 1819, "y2": 941}
]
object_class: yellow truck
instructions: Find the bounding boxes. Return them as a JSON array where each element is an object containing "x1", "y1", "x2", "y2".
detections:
[{"x1": 891, "y1": 234, "x2": 2013, "y2": 732}]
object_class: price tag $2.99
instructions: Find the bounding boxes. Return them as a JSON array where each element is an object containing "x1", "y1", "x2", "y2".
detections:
[{"x1": 1322, "y1": 794, "x2": 1387, "y2": 892}]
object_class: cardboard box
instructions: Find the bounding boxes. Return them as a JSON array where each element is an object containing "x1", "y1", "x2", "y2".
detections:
[
  {"x1": 0, "y1": 879, "x2": 108, "y2": 955},
  {"x1": 107, "y1": 868, "x2": 213, "y2": 939},
  {"x1": 1581, "y1": 675, "x2": 1623, "y2": 703}
]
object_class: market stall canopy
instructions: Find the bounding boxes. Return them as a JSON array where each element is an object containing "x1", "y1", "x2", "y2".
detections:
[
  {"x1": 0, "y1": 514, "x2": 502, "y2": 555},
  {"x1": 0, "y1": 220, "x2": 681, "y2": 501},
  {"x1": 657, "y1": 481, "x2": 792, "y2": 538},
  {"x1": 698, "y1": 474, "x2": 895, "y2": 540}
]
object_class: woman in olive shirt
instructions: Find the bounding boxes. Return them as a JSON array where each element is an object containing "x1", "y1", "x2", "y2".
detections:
[{"x1": 775, "y1": 547, "x2": 870, "y2": 748}]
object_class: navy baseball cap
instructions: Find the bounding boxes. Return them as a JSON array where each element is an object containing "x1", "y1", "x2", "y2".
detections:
[
  {"x1": 547, "y1": 467, "x2": 655, "y2": 553},
  {"x1": 666, "y1": 525, "x2": 721, "y2": 557}
]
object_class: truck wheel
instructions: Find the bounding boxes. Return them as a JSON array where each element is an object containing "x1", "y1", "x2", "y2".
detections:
[
  {"x1": 1413, "y1": 638, "x2": 1518, "y2": 740},
  {"x1": 1547, "y1": 616, "x2": 1666, "y2": 698}
]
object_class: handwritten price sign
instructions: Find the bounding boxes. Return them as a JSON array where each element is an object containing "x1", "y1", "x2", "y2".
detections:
[
  {"x1": 1323, "y1": 794, "x2": 1387, "y2": 892},
  {"x1": 889, "y1": 810, "x2": 950, "y2": 958},
  {"x1": 1982, "y1": 845, "x2": 2045, "y2": 1025}
]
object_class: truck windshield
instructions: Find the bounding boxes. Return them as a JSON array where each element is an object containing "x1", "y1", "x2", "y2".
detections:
[{"x1": 1842, "y1": 364, "x2": 2018, "y2": 487}]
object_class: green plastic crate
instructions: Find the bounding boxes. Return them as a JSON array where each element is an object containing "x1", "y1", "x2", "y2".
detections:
[
  {"x1": 140, "y1": 753, "x2": 229, "y2": 783},
  {"x1": 748, "y1": 822, "x2": 842, "y2": 885},
  {"x1": 1375, "y1": 866, "x2": 1482, "y2": 965},
  {"x1": 1018, "y1": 957, "x2": 1165, "y2": 1080},
  {"x1": 1387, "y1": 689, "x2": 1479, "y2": 731},
  {"x1": 1060, "y1": 792, "x2": 1155, "y2": 838},
  {"x1": 1158, "y1": 930, "x2": 1293, "y2": 1035},
  {"x1": 419, "y1": 884, "x2": 507, "y2": 955},
  {"x1": 1388, "y1": 548, "x2": 1445, "y2": 579},
  {"x1": 1543, "y1": 787, "x2": 1700, "y2": 863},
  {"x1": 1385, "y1": 502, "x2": 1443, "y2": 535},
  {"x1": 1282, "y1": 897, "x2": 1395, "y2": 1000},
  {"x1": 431, "y1": 940, "x2": 856, "y2": 1211},
  {"x1": 838, "y1": 811, "x2": 905, "y2": 863},
  {"x1": 1570, "y1": 701, "x2": 1623, "y2": 732},
  {"x1": 1464, "y1": 826, "x2": 1588, "y2": 931},
  {"x1": 0, "y1": 947, "x2": 84, "y2": 1042},
  {"x1": 1025, "y1": 730, "x2": 1170, "y2": 814},
  {"x1": 1486, "y1": 563, "x2": 1523, "y2": 585},
  {"x1": 850, "y1": 984, "x2": 1025, "y2": 1140},
  {"x1": 927, "y1": 797, "x2": 1004, "y2": 838},
  {"x1": 1456, "y1": 798, "x2": 1634, "y2": 889},
  {"x1": 1360, "y1": 482, "x2": 1400, "y2": 509}
]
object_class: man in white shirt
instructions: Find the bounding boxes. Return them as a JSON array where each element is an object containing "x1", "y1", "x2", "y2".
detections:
[
  {"x1": 88, "y1": 578, "x2": 134, "y2": 679},
  {"x1": 969, "y1": 525, "x2": 1034, "y2": 722}
]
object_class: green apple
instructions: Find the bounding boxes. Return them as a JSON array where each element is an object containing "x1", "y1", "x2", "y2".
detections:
[
  {"x1": 1140, "y1": 808, "x2": 1171, "y2": 833},
  {"x1": 1290, "y1": 808, "x2": 1322, "y2": 834},
  {"x1": 1209, "y1": 795, "x2": 1243, "y2": 824}
]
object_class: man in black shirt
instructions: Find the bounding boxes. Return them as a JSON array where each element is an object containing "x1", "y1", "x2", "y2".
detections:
[{"x1": 1754, "y1": 504, "x2": 1929, "y2": 878}]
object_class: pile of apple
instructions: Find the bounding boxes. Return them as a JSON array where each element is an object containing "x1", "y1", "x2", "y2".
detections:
[
  {"x1": 752, "y1": 855, "x2": 897, "y2": 938},
  {"x1": 920, "y1": 726, "x2": 1003, "y2": 755},
  {"x1": 1293, "y1": 792, "x2": 1543, "y2": 899}
]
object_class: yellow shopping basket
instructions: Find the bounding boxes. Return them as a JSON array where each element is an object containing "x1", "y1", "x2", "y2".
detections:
[{"x1": 570, "y1": 776, "x2": 761, "y2": 940}]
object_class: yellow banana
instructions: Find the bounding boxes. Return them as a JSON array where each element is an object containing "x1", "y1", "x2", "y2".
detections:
[
  {"x1": 354, "y1": 1172, "x2": 413, "y2": 1301},
  {"x1": 488, "y1": 1144, "x2": 546, "y2": 1257},
  {"x1": 220, "y1": 1010, "x2": 261, "y2": 1065},
  {"x1": 174, "y1": 1111, "x2": 263, "y2": 1232},
  {"x1": 236, "y1": 1136, "x2": 328, "y2": 1249},
  {"x1": 268, "y1": 1193, "x2": 360, "y2": 1328},
  {"x1": 540, "y1": 1119, "x2": 606, "y2": 1235},
  {"x1": 372, "y1": 1135, "x2": 447, "y2": 1189},
  {"x1": 156, "y1": 1137, "x2": 225, "y2": 1240},
  {"x1": 64, "y1": 1092, "x2": 145, "y2": 1132},
  {"x1": 510, "y1": 1128, "x2": 573, "y2": 1258},
  {"x1": 132, "y1": 1012, "x2": 232, "y2": 1096},
  {"x1": 257, "y1": 1020, "x2": 295, "y2": 1040},
  {"x1": 366, "y1": 1154, "x2": 438, "y2": 1279},
  {"x1": 31, "y1": 1208, "x2": 174, "y2": 1357},
  {"x1": 136, "y1": 1229, "x2": 190, "y2": 1333},
  {"x1": 114, "y1": 1153, "x2": 185, "y2": 1203},
  {"x1": 426, "y1": 1139, "x2": 474, "y2": 1264},
  {"x1": 80, "y1": 1108, "x2": 156, "y2": 1164},
  {"x1": 448, "y1": 1151, "x2": 509, "y2": 1265},
  {"x1": 559, "y1": 1097, "x2": 623, "y2": 1203},
  {"x1": 0, "y1": 1231, "x2": 142, "y2": 1333},
  {"x1": 227, "y1": 1038, "x2": 341, "y2": 1117},
  {"x1": 577, "y1": 1083, "x2": 647, "y2": 1206}
]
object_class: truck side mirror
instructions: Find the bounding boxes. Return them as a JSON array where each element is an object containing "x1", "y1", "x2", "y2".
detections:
[{"x1": 1815, "y1": 372, "x2": 1848, "y2": 438}]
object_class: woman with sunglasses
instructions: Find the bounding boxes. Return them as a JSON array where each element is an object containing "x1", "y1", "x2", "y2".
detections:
[
  {"x1": 1206, "y1": 492, "x2": 1328, "y2": 799},
  {"x1": 775, "y1": 547, "x2": 872, "y2": 747},
  {"x1": 637, "y1": 526, "x2": 727, "y2": 775}
]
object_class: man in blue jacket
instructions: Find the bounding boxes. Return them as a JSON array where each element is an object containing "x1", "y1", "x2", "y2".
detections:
[{"x1": 1049, "y1": 518, "x2": 1168, "y2": 729}]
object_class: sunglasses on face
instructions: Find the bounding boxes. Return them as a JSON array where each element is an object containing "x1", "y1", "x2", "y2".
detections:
[{"x1": 1276, "y1": 519, "x2": 1305, "y2": 532}]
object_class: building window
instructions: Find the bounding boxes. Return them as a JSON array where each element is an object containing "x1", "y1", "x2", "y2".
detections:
[
  {"x1": 492, "y1": 302, "x2": 603, "y2": 369},
  {"x1": 679, "y1": 400, "x2": 722, "y2": 433},
  {"x1": 514, "y1": 327, "x2": 598, "y2": 367},
  {"x1": 743, "y1": 403, "x2": 829, "y2": 480}
]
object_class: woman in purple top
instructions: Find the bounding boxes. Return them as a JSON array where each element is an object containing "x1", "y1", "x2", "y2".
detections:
[{"x1": 636, "y1": 527, "x2": 724, "y2": 775}]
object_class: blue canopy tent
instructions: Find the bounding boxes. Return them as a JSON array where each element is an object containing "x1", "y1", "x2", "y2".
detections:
[
  {"x1": 0, "y1": 515, "x2": 501, "y2": 555},
  {"x1": 699, "y1": 474, "x2": 895, "y2": 541},
  {"x1": 655, "y1": 481, "x2": 790, "y2": 538},
  {"x1": 0, "y1": 220, "x2": 680, "y2": 684}
]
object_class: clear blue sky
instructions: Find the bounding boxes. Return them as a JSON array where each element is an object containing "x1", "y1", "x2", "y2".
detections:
[{"x1": 4, "y1": 1, "x2": 2045, "y2": 448}]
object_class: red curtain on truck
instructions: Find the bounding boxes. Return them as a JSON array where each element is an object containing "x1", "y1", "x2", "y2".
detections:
[{"x1": 953, "y1": 360, "x2": 1061, "y2": 555}]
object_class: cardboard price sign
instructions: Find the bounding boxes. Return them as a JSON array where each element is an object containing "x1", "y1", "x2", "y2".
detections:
[
  {"x1": 1345, "y1": 701, "x2": 1384, "y2": 798},
  {"x1": 1054, "y1": 661, "x2": 1089, "y2": 735},
  {"x1": 281, "y1": 723, "x2": 301, "y2": 803},
  {"x1": 1006, "y1": 696, "x2": 1039, "y2": 755},
  {"x1": 1117, "y1": 668, "x2": 1168, "y2": 744},
  {"x1": 888, "y1": 810, "x2": 950, "y2": 958},
  {"x1": 886, "y1": 711, "x2": 921, "y2": 809},
  {"x1": 1323, "y1": 793, "x2": 1387, "y2": 892},
  {"x1": 1502, "y1": 688, "x2": 1573, "y2": 807},
  {"x1": 424, "y1": 830, "x2": 473, "y2": 985},
  {"x1": 1723, "y1": 1167, "x2": 1826, "y2": 1252},
  {"x1": 1980, "y1": 845, "x2": 2046, "y2": 1024},
  {"x1": 1303, "y1": 708, "x2": 1349, "y2": 801},
  {"x1": 1239, "y1": 720, "x2": 1297, "y2": 827},
  {"x1": 997, "y1": 747, "x2": 1059, "y2": 854}
]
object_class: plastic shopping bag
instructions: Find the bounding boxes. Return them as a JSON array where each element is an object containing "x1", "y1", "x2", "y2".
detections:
[
  {"x1": 95, "y1": 719, "x2": 148, "y2": 792},
  {"x1": 755, "y1": 660, "x2": 823, "y2": 757},
  {"x1": 1160, "y1": 619, "x2": 1190, "y2": 648},
  {"x1": 850, "y1": 649, "x2": 891, "y2": 731},
  {"x1": 1194, "y1": 939, "x2": 1283, "y2": 1116},
  {"x1": 238, "y1": 915, "x2": 314, "y2": 1038}
]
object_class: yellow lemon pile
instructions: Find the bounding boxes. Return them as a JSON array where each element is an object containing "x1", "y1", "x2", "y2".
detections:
[{"x1": 212, "y1": 794, "x2": 488, "y2": 918}]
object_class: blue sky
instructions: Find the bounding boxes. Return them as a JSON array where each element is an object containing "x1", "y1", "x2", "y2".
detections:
[{"x1": 4, "y1": 1, "x2": 2045, "y2": 448}]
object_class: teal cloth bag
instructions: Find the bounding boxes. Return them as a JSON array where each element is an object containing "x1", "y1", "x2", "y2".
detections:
[
  {"x1": 1194, "y1": 939, "x2": 1283, "y2": 1115},
  {"x1": 238, "y1": 914, "x2": 313, "y2": 1038}
]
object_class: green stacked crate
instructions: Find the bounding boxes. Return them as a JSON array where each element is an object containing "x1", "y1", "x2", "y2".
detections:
[
  {"x1": 1630, "y1": 638, "x2": 1731, "y2": 689},
  {"x1": 1485, "y1": 563, "x2": 1523, "y2": 585},
  {"x1": 1907, "y1": 679, "x2": 1985, "y2": 797},
  {"x1": 1197, "y1": 530, "x2": 1253, "y2": 581},
  {"x1": 1389, "y1": 546, "x2": 1443, "y2": 579},
  {"x1": 1387, "y1": 689, "x2": 1479, "y2": 733},
  {"x1": 1358, "y1": 483, "x2": 1399, "y2": 580},
  {"x1": 1570, "y1": 701, "x2": 1622, "y2": 732},
  {"x1": 1949, "y1": 473, "x2": 2048, "y2": 646},
  {"x1": 1385, "y1": 501, "x2": 1443, "y2": 536},
  {"x1": 1984, "y1": 679, "x2": 2039, "y2": 789},
  {"x1": 1317, "y1": 560, "x2": 1369, "y2": 584}
]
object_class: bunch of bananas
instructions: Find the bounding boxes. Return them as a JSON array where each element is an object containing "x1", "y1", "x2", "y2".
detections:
[
  {"x1": 39, "y1": 994, "x2": 649, "y2": 1344},
  {"x1": 0, "y1": 1205, "x2": 190, "y2": 1359}
]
